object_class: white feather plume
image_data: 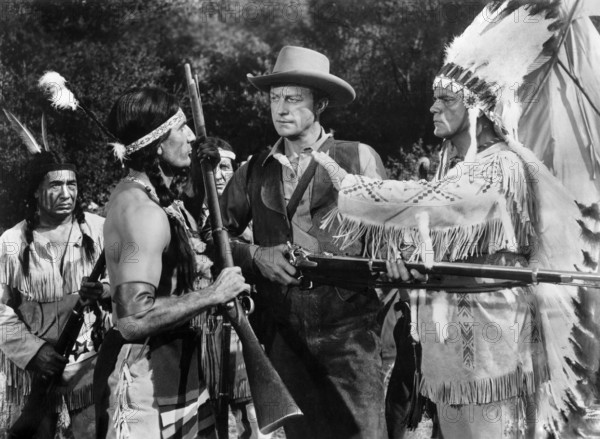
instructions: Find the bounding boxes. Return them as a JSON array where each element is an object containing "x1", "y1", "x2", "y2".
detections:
[
  {"x1": 38, "y1": 71, "x2": 79, "y2": 111},
  {"x1": 443, "y1": 2, "x2": 558, "y2": 138},
  {"x1": 3, "y1": 108, "x2": 42, "y2": 154},
  {"x1": 111, "y1": 142, "x2": 127, "y2": 161}
]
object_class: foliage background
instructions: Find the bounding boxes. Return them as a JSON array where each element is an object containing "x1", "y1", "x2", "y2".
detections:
[{"x1": 0, "y1": 0, "x2": 500, "y2": 230}]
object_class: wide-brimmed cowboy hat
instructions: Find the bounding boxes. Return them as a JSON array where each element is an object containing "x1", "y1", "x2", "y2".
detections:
[{"x1": 247, "y1": 46, "x2": 355, "y2": 107}]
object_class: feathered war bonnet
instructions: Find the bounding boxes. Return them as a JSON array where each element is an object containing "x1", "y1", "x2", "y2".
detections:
[{"x1": 433, "y1": 0, "x2": 563, "y2": 162}]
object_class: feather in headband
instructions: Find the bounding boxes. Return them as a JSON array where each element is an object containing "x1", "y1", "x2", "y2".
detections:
[
  {"x1": 38, "y1": 71, "x2": 119, "y2": 148},
  {"x1": 2, "y1": 108, "x2": 75, "y2": 175},
  {"x1": 38, "y1": 71, "x2": 79, "y2": 111},
  {"x1": 2, "y1": 109, "x2": 43, "y2": 155}
]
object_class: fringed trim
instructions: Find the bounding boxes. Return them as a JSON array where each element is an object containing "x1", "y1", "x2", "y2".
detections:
[
  {"x1": 232, "y1": 376, "x2": 251, "y2": 402},
  {"x1": 420, "y1": 367, "x2": 537, "y2": 405},
  {"x1": 0, "y1": 251, "x2": 95, "y2": 303},
  {"x1": 0, "y1": 351, "x2": 31, "y2": 405},
  {"x1": 327, "y1": 148, "x2": 537, "y2": 262},
  {"x1": 0, "y1": 253, "x2": 63, "y2": 302},
  {"x1": 113, "y1": 350, "x2": 134, "y2": 439},
  {"x1": 333, "y1": 216, "x2": 526, "y2": 262},
  {"x1": 0, "y1": 216, "x2": 103, "y2": 303},
  {"x1": 60, "y1": 382, "x2": 94, "y2": 412},
  {"x1": 1, "y1": 352, "x2": 94, "y2": 411},
  {"x1": 496, "y1": 150, "x2": 536, "y2": 250}
]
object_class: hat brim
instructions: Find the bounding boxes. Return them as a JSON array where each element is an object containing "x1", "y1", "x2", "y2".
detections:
[{"x1": 247, "y1": 70, "x2": 355, "y2": 107}]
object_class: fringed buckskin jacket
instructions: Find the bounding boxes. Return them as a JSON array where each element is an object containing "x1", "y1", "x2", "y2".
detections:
[
  {"x1": 321, "y1": 141, "x2": 597, "y2": 434},
  {"x1": 0, "y1": 212, "x2": 107, "y2": 412}
]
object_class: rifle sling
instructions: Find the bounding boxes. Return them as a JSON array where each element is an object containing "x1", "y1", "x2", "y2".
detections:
[{"x1": 286, "y1": 159, "x2": 318, "y2": 220}]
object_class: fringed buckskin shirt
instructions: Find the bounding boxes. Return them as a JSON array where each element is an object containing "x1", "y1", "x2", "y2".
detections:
[
  {"x1": 324, "y1": 141, "x2": 592, "y2": 432},
  {"x1": 0, "y1": 212, "x2": 106, "y2": 411}
]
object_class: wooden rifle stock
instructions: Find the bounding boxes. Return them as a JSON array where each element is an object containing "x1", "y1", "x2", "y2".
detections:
[
  {"x1": 8, "y1": 250, "x2": 106, "y2": 439},
  {"x1": 184, "y1": 64, "x2": 302, "y2": 435}
]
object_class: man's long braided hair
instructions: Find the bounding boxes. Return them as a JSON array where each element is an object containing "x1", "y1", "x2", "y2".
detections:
[
  {"x1": 22, "y1": 151, "x2": 96, "y2": 276},
  {"x1": 107, "y1": 88, "x2": 196, "y2": 292}
]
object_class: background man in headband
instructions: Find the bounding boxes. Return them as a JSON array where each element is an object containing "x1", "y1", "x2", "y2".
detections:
[
  {"x1": 0, "y1": 147, "x2": 109, "y2": 438},
  {"x1": 96, "y1": 88, "x2": 249, "y2": 438}
]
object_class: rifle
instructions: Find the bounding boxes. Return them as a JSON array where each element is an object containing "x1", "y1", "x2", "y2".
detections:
[
  {"x1": 184, "y1": 64, "x2": 302, "y2": 435},
  {"x1": 289, "y1": 245, "x2": 600, "y2": 290},
  {"x1": 8, "y1": 250, "x2": 106, "y2": 439}
]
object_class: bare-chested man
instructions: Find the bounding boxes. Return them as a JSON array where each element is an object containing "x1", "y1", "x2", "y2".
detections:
[{"x1": 95, "y1": 87, "x2": 248, "y2": 439}]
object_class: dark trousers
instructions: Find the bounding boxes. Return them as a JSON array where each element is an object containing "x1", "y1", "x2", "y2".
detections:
[
  {"x1": 385, "y1": 300, "x2": 441, "y2": 439},
  {"x1": 264, "y1": 285, "x2": 385, "y2": 439}
]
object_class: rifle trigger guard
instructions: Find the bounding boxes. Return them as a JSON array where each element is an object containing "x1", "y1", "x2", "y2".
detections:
[
  {"x1": 297, "y1": 274, "x2": 313, "y2": 290},
  {"x1": 239, "y1": 295, "x2": 255, "y2": 315}
]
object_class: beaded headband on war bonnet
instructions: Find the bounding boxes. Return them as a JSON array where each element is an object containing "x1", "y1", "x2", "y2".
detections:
[
  {"x1": 110, "y1": 108, "x2": 186, "y2": 161},
  {"x1": 432, "y1": 0, "x2": 562, "y2": 161}
]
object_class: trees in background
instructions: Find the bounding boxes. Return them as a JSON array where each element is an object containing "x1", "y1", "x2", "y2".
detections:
[{"x1": 0, "y1": 0, "x2": 482, "y2": 229}]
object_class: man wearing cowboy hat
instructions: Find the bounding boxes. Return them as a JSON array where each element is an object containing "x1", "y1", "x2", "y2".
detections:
[{"x1": 218, "y1": 46, "x2": 387, "y2": 439}]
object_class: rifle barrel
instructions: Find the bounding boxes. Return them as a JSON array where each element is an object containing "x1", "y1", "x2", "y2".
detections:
[
  {"x1": 300, "y1": 254, "x2": 600, "y2": 286},
  {"x1": 184, "y1": 64, "x2": 302, "y2": 434},
  {"x1": 56, "y1": 250, "x2": 106, "y2": 355},
  {"x1": 8, "y1": 250, "x2": 107, "y2": 438}
]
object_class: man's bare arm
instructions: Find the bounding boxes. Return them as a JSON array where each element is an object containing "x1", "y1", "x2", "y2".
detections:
[
  {"x1": 106, "y1": 198, "x2": 248, "y2": 341},
  {"x1": 114, "y1": 267, "x2": 248, "y2": 340}
]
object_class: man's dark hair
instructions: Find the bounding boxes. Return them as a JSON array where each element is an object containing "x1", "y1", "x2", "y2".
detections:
[
  {"x1": 311, "y1": 88, "x2": 328, "y2": 104},
  {"x1": 107, "y1": 87, "x2": 196, "y2": 292},
  {"x1": 22, "y1": 151, "x2": 94, "y2": 276}
]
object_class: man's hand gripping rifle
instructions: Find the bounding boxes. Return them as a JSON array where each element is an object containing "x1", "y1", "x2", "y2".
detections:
[
  {"x1": 288, "y1": 244, "x2": 600, "y2": 291},
  {"x1": 8, "y1": 251, "x2": 107, "y2": 439},
  {"x1": 184, "y1": 64, "x2": 302, "y2": 435}
]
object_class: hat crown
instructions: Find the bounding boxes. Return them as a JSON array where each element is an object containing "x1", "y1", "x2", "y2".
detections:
[
  {"x1": 272, "y1": 46, "x2": 330, "y2": 75},
  {"x1": 247, "y1": 45, "x2": 355, "y2": 106}
]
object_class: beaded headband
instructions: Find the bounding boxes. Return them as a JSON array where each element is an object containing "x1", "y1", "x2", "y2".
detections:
[
  {"x1": 433, "y1": 76, "x2": 479, "y2": 108},
  {"x1": 432, "y1": 75, "x2": 505, "y2": 132},
  {"x1": 431, "y1": 0, "x2": 560, "y2": 146},
  {"x1": 111, "y1": 108, "x2": 186, "y2": 161}
]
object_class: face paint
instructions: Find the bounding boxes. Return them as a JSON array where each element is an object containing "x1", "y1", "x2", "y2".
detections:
[{"x1": 35, "y1": 170, "x2": 78, "y2": 222}]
